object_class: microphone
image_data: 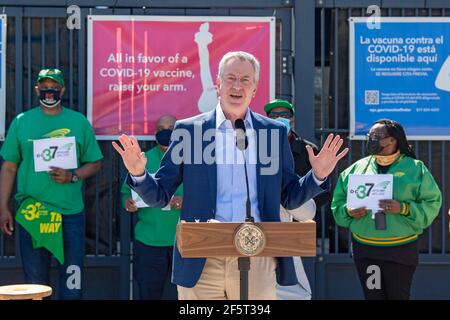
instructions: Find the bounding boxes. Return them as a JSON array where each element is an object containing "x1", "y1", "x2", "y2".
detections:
[
  {"x1": 235, "y1": 118, "x2": 248, "y2": 151},
  {"x1": 234, "y1": 119, "x2": 253, "y2": 223}
]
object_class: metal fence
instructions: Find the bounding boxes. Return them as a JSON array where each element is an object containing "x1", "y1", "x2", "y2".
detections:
[{"x1": 0, "y1": 0, "x2": 449, "y2": 299}]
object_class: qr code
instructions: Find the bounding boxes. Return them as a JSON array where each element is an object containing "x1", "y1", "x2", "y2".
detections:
[{"x1": 365, "y1": 90, "x2": 379, "y2": 105}]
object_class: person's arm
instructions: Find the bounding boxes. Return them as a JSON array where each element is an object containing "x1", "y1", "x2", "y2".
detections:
[
  {"x1": 0, "y1": 118, "x2": 21, "y2": 236},
  {"x1": 49, "y1": 160, "x2": 101, "y2": 183},
  {"x1": 114, "y1": 124, "x2": 184, "y2": 209},
  {"x1": 307, "y1": 149, "x2": 332, "y2": 209},
  {"x1": 301, "y1": 142, "x2": 332, "y2": 208},
  {"x1": 330, "y1": 172, "x2": 354, "y2": 228},
  {"x1": 285, "y1": 199, "x2": 317, "y2": 221},
  {"x1": 74, "y1": 160, "x2": 101, "y2": 179},
  {"x1": 281, "y1": 127, "x2": 331, "y2": 210},
  {"x1": 306, "y1": 133, "x2": 348, "y2": 181},
  {"x1": 400, "y1": 164, "x2": 442, "y2": 231},
  {"x1": 0, "y1": 161, "x2": 18, "y2": 235}
]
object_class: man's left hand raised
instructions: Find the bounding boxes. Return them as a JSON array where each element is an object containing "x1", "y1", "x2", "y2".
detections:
[{"x1": 306, "y1": 133, "x2": 349, "y2": 181}]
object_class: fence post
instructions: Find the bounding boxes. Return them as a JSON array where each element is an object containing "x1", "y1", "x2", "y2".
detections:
[{"x1": 293, "y1": 0, "x2": 316, "y2": 142}]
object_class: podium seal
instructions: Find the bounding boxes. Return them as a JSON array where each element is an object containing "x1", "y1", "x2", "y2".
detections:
[{"x1": 234, "y1": 223, "x2": 266, "y2": 256}]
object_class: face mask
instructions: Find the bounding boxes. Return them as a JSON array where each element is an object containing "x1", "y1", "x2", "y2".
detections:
[
  {"x1": 366, "y1": 137, "x2": 383, "y2": 155},
  {"x1": 274, "y1": 117, "x2": 291, "y2": 132},
  {"x1": 155, "y1": 129, "x2": 173, "y2": 147},
  {"x1": 39, "y1": 89, "x2": 61, "y2": 108}
]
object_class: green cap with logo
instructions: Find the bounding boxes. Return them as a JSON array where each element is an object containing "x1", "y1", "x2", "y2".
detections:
[
  {"x1": 264, "y1": 99, "x2": 295, "y2": 115},
  {"x1": 37, "y1": 68, "x2": 65, "y2": 87}
]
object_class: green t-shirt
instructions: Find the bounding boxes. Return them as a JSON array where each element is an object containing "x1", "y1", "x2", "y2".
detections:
[
  {"x1": 121, "y1": 146, "x2": 182, "y2": 247},
  {"x1": 0, "y1": 106, "x2": 103, "y2": 214}
]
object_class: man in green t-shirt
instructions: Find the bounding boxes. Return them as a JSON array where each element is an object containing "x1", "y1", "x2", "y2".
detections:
[
  {"x1": 0, "y1": 68, "x2": 103, "y2": 299},
  {"x1": 121, "y1": 114, "x2": 182, "y2": 300}
]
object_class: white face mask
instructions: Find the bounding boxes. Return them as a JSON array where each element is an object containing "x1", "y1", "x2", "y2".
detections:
[{"x1": 274, "y1": 117, "x2": 291, "y2": 132}]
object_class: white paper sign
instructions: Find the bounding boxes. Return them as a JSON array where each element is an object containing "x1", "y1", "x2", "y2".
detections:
[
  {"x1": 33, "y1": 136, "x2": 77, "y2": 172},
  {"x1": 131, "y1": 190, "x2": 148, "y2": 208},
  {"x1": 131, "y1": 190, "x2": 171, "y2": 211},
  {"x1": 347, "y1": 174, "x2": 393, "y2": 211},
  {"x1": 131, "y1": 190, "x2": 172, "y2": 210}
]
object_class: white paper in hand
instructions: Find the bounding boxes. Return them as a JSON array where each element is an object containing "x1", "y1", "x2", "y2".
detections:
[
  {"x1": 347, "y1": 174, "x2": 393, "y2": 211},
  {"x1": 33, "y1": 136, "x2": 77, "y2": 172},
  {"x1": 131, "y1": 190, "x2": 149, "y2": 208}
]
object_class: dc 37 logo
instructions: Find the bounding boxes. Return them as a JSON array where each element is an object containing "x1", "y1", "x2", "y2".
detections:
[
  {"x1": 40, "y1": 146, "x2": 58, "y2": 161},
  {"x1": 37, "y1": 143, "x2": 74, "y2": 162},
  {"x1": 351, "y1": 183, "x2": 374, "y2": 199},
  {"x1": 350, "y1": 181, "x2": 390, "y2": 199}
]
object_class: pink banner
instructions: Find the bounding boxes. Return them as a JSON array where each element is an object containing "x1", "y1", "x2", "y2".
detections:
[{"x1": 88, "y1": 17, "x2": 274, "y2": 139}]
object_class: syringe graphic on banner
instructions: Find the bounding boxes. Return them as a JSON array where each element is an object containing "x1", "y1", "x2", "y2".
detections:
[
  {"x1": 195, "y1": 22, "x2": 218, "y2": 113},
  {"x1": 435, "y1": 54, "x2": 450, "y2": 92}
]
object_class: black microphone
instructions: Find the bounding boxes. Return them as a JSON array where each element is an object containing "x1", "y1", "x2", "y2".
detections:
[
  {"x1": 234, "y1": 119, "x2": 253, "y2": 223},
  {"x1": 235, "y1": 118, "x2": 248, "y2": 151}
]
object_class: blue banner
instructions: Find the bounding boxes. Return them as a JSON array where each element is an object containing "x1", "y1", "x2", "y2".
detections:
[{"x1": 350, "y1": 18, "x2": 450, "y2": 140}]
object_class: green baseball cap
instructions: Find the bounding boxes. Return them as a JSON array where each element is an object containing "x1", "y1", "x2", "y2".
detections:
[
  {"x1": 264, "y1": 99, "x2": 295, "y2": 115},
  {"x1": 37, "y1": 68, "x2": 65, "y2": 87}
]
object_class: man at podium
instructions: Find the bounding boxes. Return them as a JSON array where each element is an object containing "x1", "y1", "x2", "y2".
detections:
[{"x1": 113, "y1": 51, "x2": 348, "y2": 299}]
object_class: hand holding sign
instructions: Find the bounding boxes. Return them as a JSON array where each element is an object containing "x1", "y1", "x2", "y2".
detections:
[
  {"x1": 49, "y1": 166, "x2": 72, "y2": 184},
  {"x1": 124, "y1": 198, "x2": 138, "y2": 212},
  {"x1": 347, "y1": 207, "x2": 368, "y2": 219},
  {"x1": 379, "y1": 199, "x2": 401, "y2": 214},
  {"x1": 170, "y1": 196, "x2": 183, "y2": 210}
]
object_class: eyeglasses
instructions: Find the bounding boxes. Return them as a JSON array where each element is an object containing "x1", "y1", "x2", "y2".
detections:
[
  {"x1": 267, "y1": 111, "x2": 292, "y2": 119},
  {"x1": 39, "y1": 86, "x2": 60, "y2": 91},
  {"x1": 223, "y1": 76, "x2": 253, "y2": 86},
  {"x1": 366, "y1": 133, "x2": 390, "y2": 140}
]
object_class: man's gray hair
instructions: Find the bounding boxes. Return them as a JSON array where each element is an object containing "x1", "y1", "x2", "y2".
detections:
[{"x1": 218, "y1": 51, "x2": 260, "y2": 83}]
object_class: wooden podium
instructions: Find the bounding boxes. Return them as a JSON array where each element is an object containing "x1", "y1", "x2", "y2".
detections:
[{"x1": 176, "y1": 221, "x2": 316, "y2": 299}]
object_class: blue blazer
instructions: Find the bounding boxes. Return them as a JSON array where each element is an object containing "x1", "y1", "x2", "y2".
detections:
[{"x1": 127, "y1": 109, "x2": 329, "y2": 288}]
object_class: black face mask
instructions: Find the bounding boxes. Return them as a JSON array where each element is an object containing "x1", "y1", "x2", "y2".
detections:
[
  {"x1": 366, "y1": 137, "x2": 383, "y2": 155},
  {"x1": 155, "y1": 129, "x2": 173, "y2": 147},
  {"x1": 39, "y1": 89, "x2": 61, "y2": 108}
]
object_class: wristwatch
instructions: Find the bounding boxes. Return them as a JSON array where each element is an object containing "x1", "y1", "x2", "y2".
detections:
[{"x1": 70, "y1": 169, "x2": 79, "y2": 183}]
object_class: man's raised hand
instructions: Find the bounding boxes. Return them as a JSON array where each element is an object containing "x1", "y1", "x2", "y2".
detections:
[
  {"x1": 112, "y1": 135, "x2": 147, "y2": 176},
  {"x1": 306, "y1": 133, "x2": 349, "y2": 181}
]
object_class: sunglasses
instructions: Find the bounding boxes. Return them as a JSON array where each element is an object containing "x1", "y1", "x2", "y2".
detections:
[
  {"x1": 267, "y1": 111, "x2": 292, "y2": 119},
  {"x1": 366, "y1": 133, "x2": 390, "y2": 140}
]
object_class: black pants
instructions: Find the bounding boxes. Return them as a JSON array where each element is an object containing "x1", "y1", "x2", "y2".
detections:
[
  {"x1": 354, "y1": 257, "x2": 417, "y2": 300},
  {"x1": 133, "y1": 241, "x2": 177, "y2": 300}
]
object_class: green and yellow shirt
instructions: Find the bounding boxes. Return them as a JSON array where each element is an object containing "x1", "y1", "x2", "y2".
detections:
[
  {"x1": 0, "y1": 106, "x2": 103, "y2": 214},
  {"x1": 331, "y1": 155, "x2": 442, "y2": 246}
]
